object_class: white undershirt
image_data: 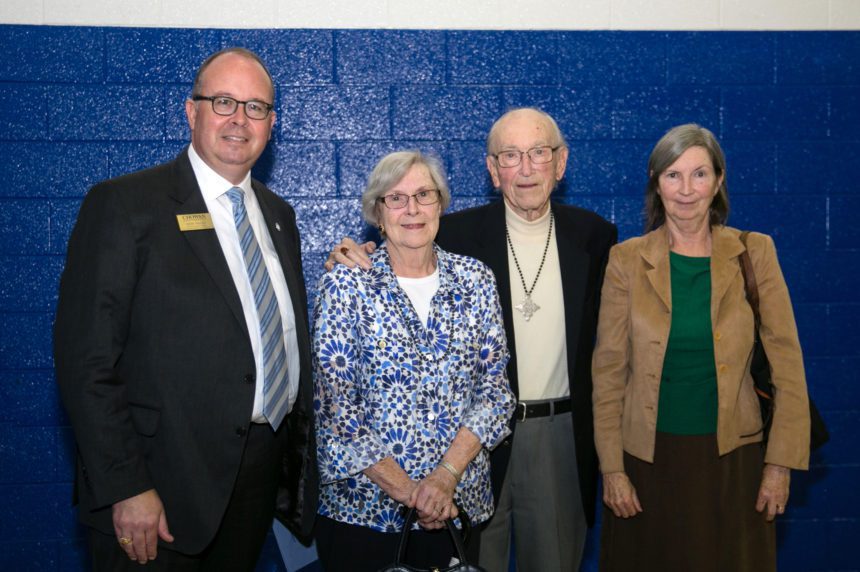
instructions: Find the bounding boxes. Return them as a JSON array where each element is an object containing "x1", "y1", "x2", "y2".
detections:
[
  {"x1": 397, "y1": 269, "x2": 440, "y2": 326},
  {"x1": 188, "y1": 144, "x2": 300, "y2": 422},
  {"x1": 505, "y1": 203, "x2": 569, "y2": 401}
]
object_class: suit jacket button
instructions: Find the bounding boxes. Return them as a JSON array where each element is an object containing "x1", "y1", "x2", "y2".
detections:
[
  {"x1": 235, "y1": 426, "x2": 247, "y2": 437},
  {"x1": 243, "y1": 374, "x2": 255, "y2": 384}
]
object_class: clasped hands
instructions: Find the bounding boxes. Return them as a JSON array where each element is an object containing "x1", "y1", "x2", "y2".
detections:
[{"x1": 397, "y1": 466, "x2": 460, "y2": 530}]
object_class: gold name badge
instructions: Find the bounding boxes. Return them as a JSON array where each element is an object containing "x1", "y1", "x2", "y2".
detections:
[{"x1": 176, "y1": 213, "x2": 214, "y2": 231}]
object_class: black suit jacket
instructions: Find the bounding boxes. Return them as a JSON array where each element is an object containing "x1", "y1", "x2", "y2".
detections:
[
  {"x1": 53, "y1": 149, "x2": 318, "y2": 553},
  {"x1": 436, "y1": 200, "x2": 617, "y2": 526}
]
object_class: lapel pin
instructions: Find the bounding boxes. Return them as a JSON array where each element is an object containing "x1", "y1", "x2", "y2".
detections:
[{"x1": 275, "y1": 222, "x2": 281, "y2": 231}]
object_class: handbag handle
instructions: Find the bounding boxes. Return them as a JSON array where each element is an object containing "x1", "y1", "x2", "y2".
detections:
[{"x1": 394, "y1": 503, "x2": 471, "y2": 566}]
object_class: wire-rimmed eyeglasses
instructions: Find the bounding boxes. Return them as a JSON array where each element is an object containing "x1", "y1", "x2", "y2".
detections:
[
  {"x1": 493, "y1": 145, "x2": 560, "y2": 168},
  {"x1": 377, "y1": 189, "x2": 440, "y2": 209}
]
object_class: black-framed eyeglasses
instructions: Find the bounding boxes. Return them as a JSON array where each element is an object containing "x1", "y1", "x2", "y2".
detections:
[
  {"x1": 377, "y1": 189, "x2": 440, "y2": 209},
  {"x1": 493, "y1": 145, "x2": 560, "y2": 168},
  {"x1": 192, "y1": 95, "x2": 274, "y2": 120}
]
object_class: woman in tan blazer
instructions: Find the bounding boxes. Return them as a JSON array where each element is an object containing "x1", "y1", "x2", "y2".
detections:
[{"x1": 592, "y1": 124, "x2": 810, "y2": 571}]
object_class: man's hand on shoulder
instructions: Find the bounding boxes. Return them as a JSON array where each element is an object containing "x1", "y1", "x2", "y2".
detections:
[
  {"x1": 112, "y1": 488, "x2": 174, "y2": 563},
  {"x1": 324, "y1": 238, "x2": 376, "y2": 272}
]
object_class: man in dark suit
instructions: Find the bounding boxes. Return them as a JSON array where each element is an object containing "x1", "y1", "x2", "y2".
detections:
[
  {"x1": 54, "y1": 47, "x2": 317, "y2": 570},
  {"x1": 328, "y1": 108, "x2": 616, "y2": 570}
]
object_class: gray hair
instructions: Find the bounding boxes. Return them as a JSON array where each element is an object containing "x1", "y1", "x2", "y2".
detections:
[
  {"x1": 361, "y1": 151, "x2": 451, "y2": 226},
  {"x1": 486, "y1": 107, "x2": 567, "y2": 155},
  {"x1": 644, "y1": 123, "x2": 729, "y2": 231}
]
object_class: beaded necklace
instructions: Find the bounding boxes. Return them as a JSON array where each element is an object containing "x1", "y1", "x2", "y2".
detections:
[{"x1": 505, "y1": 211, "x2": 554, "y2": 322}]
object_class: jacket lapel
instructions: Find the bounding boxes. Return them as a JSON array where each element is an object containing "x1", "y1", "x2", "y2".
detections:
[
  {"x1": 169, "y1": 149, "x2": 249, "y2": 337},
  {"x1": 473, "y1": 201, "x2": 518, "y2": 394},
  {"x1": 639, "y1": 225, "x2": 743, "y2": 318},
  {"x1": 710, "y1": 225, "x2": 744, "y2": 325},
  {"x1": 641, "y1": 227, "x2": 672, "y2": 312},
  {"x1": 553, "y1": 204, "x2": 590, "y2": 372},
  {"x1": 254, "y1": 183, "x2": 310, "y2": 347}
]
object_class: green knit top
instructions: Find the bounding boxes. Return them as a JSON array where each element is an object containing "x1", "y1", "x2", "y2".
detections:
[{"x1": 656, "y1": 252, "x2": 718, "y2": 435}]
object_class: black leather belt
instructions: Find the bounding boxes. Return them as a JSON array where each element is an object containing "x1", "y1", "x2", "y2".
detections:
[{"x1": 515, "y1": 399, "x2": 571, "y2": 422}]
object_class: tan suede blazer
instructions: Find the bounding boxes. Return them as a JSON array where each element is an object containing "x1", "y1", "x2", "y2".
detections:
[{"x1": 592, "y1": 225, "x2": 810, "y2": 474}]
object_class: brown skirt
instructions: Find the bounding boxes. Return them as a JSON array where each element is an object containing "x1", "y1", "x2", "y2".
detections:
[{"x1": 600, "y1": 432, "x2": 776, "y2": 572}]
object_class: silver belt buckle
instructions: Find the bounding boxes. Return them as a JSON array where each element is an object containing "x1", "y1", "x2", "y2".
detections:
[{"x1": 518, "y1": 403, "x2": 528, "y2": 422}]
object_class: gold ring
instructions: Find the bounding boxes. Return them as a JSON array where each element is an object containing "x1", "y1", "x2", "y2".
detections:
[{"x1": 119, "y1": 536, "x2": 132, "y2": 545}]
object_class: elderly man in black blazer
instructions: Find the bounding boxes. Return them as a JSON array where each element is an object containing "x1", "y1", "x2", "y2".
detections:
[
  {"x1": 54, "y1": 47, "x2": 317, "y2": 570},
  {"x1": 328, "y1": 108, "x2": 617, "y2": 571}
]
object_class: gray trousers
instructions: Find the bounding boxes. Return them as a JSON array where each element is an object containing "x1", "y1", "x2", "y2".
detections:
[{"x1": 480, "y1": 408, "x2": 587, "y2": 572}]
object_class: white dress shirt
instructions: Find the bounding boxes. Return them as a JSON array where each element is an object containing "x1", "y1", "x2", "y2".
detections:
[{"x1": 188, "y1": 144, "x2": 300, "y2": 423}]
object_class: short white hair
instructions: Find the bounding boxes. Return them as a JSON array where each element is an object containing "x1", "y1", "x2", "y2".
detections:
[{"x1": 361, "y1": 150, "x2": 451, "y2": 226}]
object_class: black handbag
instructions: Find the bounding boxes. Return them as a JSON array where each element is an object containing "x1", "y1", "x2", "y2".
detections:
[
  {"x1": 377, "y1": 505, "x2": 486, "y2": 572},
  {"x1": 737, "y1": 231, "x2": 829, "y2": 450}
]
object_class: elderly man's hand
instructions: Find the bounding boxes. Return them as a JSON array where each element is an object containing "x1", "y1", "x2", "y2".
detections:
[
  {"x1": 112, "y1": 489, "x2": 174, "y2": 563},
  {"x1": 324, "y1": 238, "x2": 376, "y2": 271},
  {"x1": 602, "y1": 472, "x2": 643, "y2": 519},
  {"x1": 756, "y1": 463, "x2": 790, "y2": 521},
  {"x1": 411, "y1": 468, "x2": 459, "y2": 530}
]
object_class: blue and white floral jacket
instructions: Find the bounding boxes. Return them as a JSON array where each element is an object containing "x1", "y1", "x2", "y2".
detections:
[{"x1": 312, "y1": 244, "x2": 515, "y2": 532}]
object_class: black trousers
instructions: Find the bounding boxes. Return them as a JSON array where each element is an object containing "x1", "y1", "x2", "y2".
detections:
[
  {"x1": 89, "y1": 423, "x2": 285, "y2": 572},
  {"x1": 315, "y1": 514, "x2": 482, "y2": 572}
]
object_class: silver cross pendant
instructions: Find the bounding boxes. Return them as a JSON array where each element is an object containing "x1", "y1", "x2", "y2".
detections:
[{"x1": 515, "y1": 294, "x2": 540, "y2": 321}]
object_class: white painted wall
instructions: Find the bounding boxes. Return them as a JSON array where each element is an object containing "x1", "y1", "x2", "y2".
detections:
[{"x1": 2, "y1": 0, "x2": 859, "y2": 30}]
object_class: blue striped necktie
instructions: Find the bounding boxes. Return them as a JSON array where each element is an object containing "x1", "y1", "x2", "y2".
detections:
[{"x1": 226, "y1": 187, "x2": 289, "y2": 430}]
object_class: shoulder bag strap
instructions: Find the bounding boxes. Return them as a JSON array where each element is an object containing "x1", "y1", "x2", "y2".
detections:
[
  {"x1": 737, "y1": 231, "x2": 761, "y2": 326},
  {"x1": 737, "y1": 231, "x2": 775, "y2": 421}
]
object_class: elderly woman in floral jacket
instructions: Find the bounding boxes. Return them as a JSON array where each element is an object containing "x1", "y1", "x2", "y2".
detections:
[{"x1": 312, "y1": 150, "x2": 515, "y2": 571}]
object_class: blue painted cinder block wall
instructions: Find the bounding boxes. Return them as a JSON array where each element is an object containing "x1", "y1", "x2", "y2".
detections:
[{"x1": 0, "y1": 25, "x2": 857, "y2": 571}]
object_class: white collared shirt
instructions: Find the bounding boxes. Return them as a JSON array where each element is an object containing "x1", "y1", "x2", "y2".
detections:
[{"x1": 188, "y1": 144, "x2": 300, "y2": 422}]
